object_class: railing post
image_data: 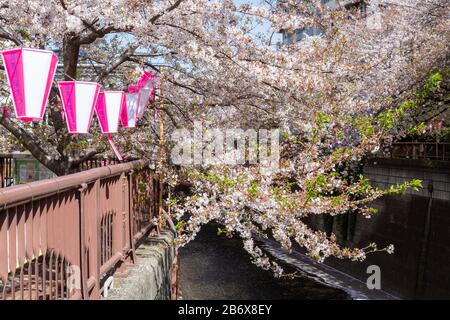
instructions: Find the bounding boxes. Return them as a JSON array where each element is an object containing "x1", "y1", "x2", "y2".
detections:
[
  {"x1": 127, "y1": 170, "x2": 137, "y2": 263},
  {"x1": 78, "y1": 183, "x2": 89, "y2": 299},
  {"x1": 77, "y1": 179, "x2": 102, "y2": 299},
  {"x1": 79, "y1": 180, "x2": 101, "y2": 299},
  {"x1": 93, "y1": 179, "x2": 102, "y2": 298}
]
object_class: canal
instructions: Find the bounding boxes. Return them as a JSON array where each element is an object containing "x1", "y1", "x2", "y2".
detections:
[{"x1": 178, "y1": 223, "x2": 349, "y2": 300}]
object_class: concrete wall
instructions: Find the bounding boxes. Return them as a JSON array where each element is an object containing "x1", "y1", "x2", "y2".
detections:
[
  {"x1": 106, "y1": 230, "x2": 177, "y2": 300},
  {"x1": 307, "y1": 158, "x2": 450, "y2": 299}
]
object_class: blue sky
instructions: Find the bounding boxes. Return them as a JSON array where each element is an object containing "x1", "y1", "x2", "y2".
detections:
[{"x1": 233, "y1": 0, "x2": 283, "y2": 46}]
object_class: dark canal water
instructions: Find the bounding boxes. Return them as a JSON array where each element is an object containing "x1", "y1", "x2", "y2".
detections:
[{"x1": 179, "y1": 223, "x2": 348, "y2": 300}]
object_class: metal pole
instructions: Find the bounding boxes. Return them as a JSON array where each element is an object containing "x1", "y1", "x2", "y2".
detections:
[
  {"x1": 0, "y1": 157, "x2": 4, "y2": 188},
  {"x1": 158, "y1": 67, "x2": 165, "y2": 231}
]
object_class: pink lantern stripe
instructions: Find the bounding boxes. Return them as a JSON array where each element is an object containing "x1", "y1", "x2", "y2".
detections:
[
  {"x1": 137, "y1": 86, "x2": 152, "y2": 119},
  {"x1": 58, "y1": 81, "x2": 100, "y2": 134},
  {"x1": 58, "y1": 81, "x2": 77, "y2": 130},
  {"x1": 105, "y1": 91, "x2": 125, "y2": 132},
  {"x1": 150, "y1": 87, "x2": 156, "y2": 100},
  {"x1": 137, "y1": 71, "x2": 155, "y2": 87},
  {"x1": 95, "y1": 91, "x2": 125, "y2": 134},
  {"x1": 120, "y1": 96, "x2": 129, "y2": 127},
  {"x1": 121, "y1": 85, "x2": 140, "y2": 128},
  {"x1": 135, "y1": 71, "x2": 157, "y2": 119},
  {"x1": 2, "y1": 49, "x2": 25, "y2": 118},
  {"x1": 42, "y1": 53, "x2": 59, "y2": 118},
  {"x1": 1, "y1": 48, "x2": 58, "y2": 121},
  {"x1": 95, "y1": 92, "x2": 107, "y2": 131},
  {"x1": 107, "y1": 134, "x2": 123, "y2": 161}
]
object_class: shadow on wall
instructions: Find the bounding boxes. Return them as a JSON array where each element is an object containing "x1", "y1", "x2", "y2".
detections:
[{"x1": 306, "y1": 158, "x2": 450, "y2": 299}]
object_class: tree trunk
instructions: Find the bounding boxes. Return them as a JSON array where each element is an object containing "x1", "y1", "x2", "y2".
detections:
[{"x1": 62, "y1": 34, "x2": 81, "y2": 80}]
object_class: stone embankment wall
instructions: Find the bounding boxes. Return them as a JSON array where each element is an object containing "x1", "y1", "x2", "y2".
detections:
[
  {"x1": 107, "y1": 229, "x2": 177, "y2": 300},
  {"x1": 307, "y1": 158, "x2": 450, "y2": 299}
]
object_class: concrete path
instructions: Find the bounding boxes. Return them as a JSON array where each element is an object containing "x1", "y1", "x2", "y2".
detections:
[{"x1": 256, "y1": 237, "x2": 398, "y2": 300}]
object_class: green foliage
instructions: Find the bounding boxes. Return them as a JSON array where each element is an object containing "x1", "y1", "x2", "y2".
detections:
[
  {"x1": 138, "y1": 180, "x2": 146, "y2": 192},
  {"x1": 19, "y1": 29, "x2": 31, "y2": 41},
  {"x1": 377, "y1": 109, "x2": 397, "y2": 130},
  {"x1": 421, "y1": 71, "x2": 443, "y2": 97},
  {"x1": 371, "y1": 70, "x2": 445, "y2": 134},
  {"x1": 331, "y1": 147, "x2": 353, "y2": 161},
  {"x1": 271, "y1": 185, "x2": 297, "y2": 210},
  {"x1": 377, "y1": 99, "x2": 417, "y2": 130},
  {"x1": 353, "y1": 116, "x2": 375, "y2": 139},
  {"x1": 331, "y1": 196, "x2": 343, "y2": 207},
  {"x1": 305, "y1": 174, "x2": 328, "y2": 200},
  {"x1": 315, "y1": 174, "x2": 327, "y2": 188},
  {"x1": 175, "y1": 220, "x2": 185, "y2": 231},
  {"x1": 384, "y1": 179, "x2": 422, "y2": 195},
  {"x1": 249, "y1": 179, "x2": 258, "y2": 198},
  {"x1": 305, "y1": 179, "x2": 316, "y2": 199},
  {"x1": 408, "y1": 122, "x2": 426, "y2": 135},
  {"x1": 217, "y1": 227, "x2": 226, "y2": 236},
  {"x1": 352, "y1": 174, "x2": 372, "y2": 196},
  {"x1": 207, "y1": 173, "x2": 235, "y2": 191},
  {"x1": 315, "y1": 112, "x2": 331, "y2": 129},
  {"x1": 190, "y1": 171, "x2": 237, "y2": 192}
]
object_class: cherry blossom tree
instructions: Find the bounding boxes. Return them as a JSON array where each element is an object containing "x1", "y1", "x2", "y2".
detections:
[{"x1": 0, "y1": 0, "x2": 449, "y2": 271}]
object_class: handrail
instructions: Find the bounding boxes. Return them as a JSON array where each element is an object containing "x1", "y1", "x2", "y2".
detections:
[
  {"x1": 0, "y1": 159, "x2": 160, "y2": 300},
  {"x1": 1, "y1": 154, "x2": 135, "y2": 189},
  {"x1": 0, "y1": 160, "x2": 147, "y2": 208},
  {"x1": 391, "y1": 142, "x2": 450, "y2": 145},
  {"x1": 386, "y1": 142, "x2": 450, "y2": 161}
]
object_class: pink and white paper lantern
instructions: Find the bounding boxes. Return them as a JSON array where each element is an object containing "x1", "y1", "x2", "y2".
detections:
[
  {"x1": 136, "y1": 71, "x2": 157, "y2": 119},
  {"x1": 1, "y1": 48, "x2": 58, "y2": 121},
  {"x1": 120, "y1": 85, "x2": 140, "y2": 128},
  {"x1": 95, "y1": 91, "x2": 125, "y2": 161},
  {"x1": 58, "y1": 81, "x2": 100, "y2": 134},
  {"x1": 95, "y1": 91, "x2": 125, "y2": 134}
]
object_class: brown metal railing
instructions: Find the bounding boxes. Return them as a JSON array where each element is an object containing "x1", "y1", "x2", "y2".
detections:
[
  {"x1": 0, "y1": 160, "x2": 159, "y2": 300},
  {"x1": 388, "y1": 142, "x2": 450, "y2": 161},
  {"x1": 0, "y1": 155, "x2": 14, "y2": 188},
  {"x1": 79, "y1": 157, "x2": 122, "y2": 171},
  {"x1": 1, "y1": 155, "x2": 127, "y2": 189}
]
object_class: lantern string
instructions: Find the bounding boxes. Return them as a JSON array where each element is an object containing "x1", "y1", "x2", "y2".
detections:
[
  {"x1": 107, "y1": 133, "x2": 123, "y2": 161},
  {"x1": 2, "y1": 50, "x2": 153, "y2": 161},
  {"x1": 61, "y1": 72, "x2": 77, "y2": 81}
]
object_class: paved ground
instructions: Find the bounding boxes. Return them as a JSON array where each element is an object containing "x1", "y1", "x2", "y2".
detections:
[
  {"x1": 258, "y1": 236, "x2": 398, "y2": 300},
  {"x1": 179, "y1": 223, "x2": 349, "y2": 300}
]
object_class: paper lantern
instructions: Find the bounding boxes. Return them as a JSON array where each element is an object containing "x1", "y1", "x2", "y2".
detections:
[
  {"x1": 94, "y1": 91, "x2": 125, "y2": 161},
  {"x1": 120, "y1": 85, "x2": 140, "y2": 128},
  {"x1": 95, "y1": 91, "x2": 125, "y2": 134},
  {"x1": 58, "y1": 81, "x2": 100, "y2": 134},
  {"x1": 1, "y1": 48, "x2": 58, "y2": 121},
  {"x1": 136, "y1": 71, "x2": 154, "y2": 88},
  {"x1": 136, "y1": 71, "x2": 157, "y2": 119},
  {"x1": 136, "y1": 86, "x2": 152, "y2": 119}
]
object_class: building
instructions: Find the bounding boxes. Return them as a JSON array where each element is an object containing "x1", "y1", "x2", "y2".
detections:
[
  {"x1": 280, "y1": 0, "x2": 367, "y2": 45},
  {"x1": 0, "y1": 152, "x2": 56, "y2": 187}
]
